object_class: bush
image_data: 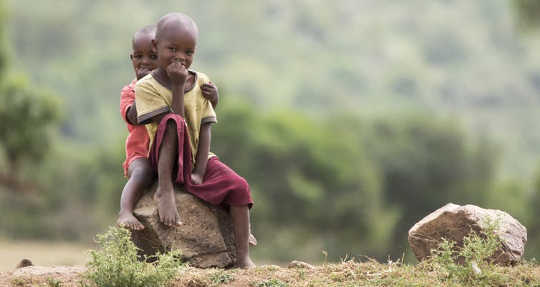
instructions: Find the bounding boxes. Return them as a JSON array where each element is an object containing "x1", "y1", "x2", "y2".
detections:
[
  {"x1": 429, "y1": 222, "x2": 509, "y2": 286},
  {"x1": 84, "y1": 226, "x2": 182, "y2": 287}
]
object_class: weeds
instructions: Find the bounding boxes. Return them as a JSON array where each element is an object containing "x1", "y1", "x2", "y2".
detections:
[
  {"x1": 252, "y1": 278, "x2": 289, "y2": 287},
  {"x1": 10, "y1": 278, "x2": 26, "y2": 286},
  {"x1": 83, "y1": 226, "x2": 183, "y2": 287},
  {"x1": 429, "y1": 222, "x2": 509, "y2": 286},
  {"x1": 209, "y1": 270, "x2": 234, "y2": 285},
  {"x1": 46, "y1": 277, "x2": 62, "y2": 287}
]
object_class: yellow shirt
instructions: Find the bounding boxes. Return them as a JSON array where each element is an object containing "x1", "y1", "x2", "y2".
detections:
[{"x1": 135, "y1": 71, "x2": 217, "y2": 163}]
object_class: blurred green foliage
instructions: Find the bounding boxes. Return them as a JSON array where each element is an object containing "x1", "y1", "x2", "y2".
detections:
[
  {"x1": 0, "y1": 0, "x2": 540, "y2": 264},
  {"x1": 0, "y1": 75, "x2": 60, "y2": 170},
  {"x1": 513, "y1": 0, "x2": 540, "y2": 30}
]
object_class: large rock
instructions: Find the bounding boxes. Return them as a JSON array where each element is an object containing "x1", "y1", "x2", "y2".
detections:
[
  {"x1": 131, "y1": 186, "x2": 236, "y2": 268},
  {"x1": 408, "y1": 203, "x2": 527, "y2": 265}
]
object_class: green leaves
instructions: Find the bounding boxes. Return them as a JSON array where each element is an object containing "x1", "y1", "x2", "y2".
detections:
[
  {"x1": 0, "y1": 73, "x2": 61, "y2": 169},
  {"x1": 85, "y1": 226, "x2": 183, "y2": 287}
]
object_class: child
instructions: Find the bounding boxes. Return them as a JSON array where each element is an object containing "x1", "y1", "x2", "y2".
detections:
[
  {"x1": 118, "y1": 24, "x2": 219, "y2": 231},
  {"x1": 135, "y1": 13, "x2": 255, "y2": 268}
]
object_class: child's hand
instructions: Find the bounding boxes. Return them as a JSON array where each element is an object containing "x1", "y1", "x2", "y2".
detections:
[
  {"x1": 166, "y1": 61, "x2": 188, "y2": 86},
  {"x1": 201, "y1": 82, "x2": 219, "y2": 108},
  {"x1": 191, "y1": 173, "x2": 203, "y2": 185}
]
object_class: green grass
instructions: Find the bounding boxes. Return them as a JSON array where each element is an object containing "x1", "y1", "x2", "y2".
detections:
[
  {"x1": 83, "y1": 226, "x2": 183, "y2": 287},
  {"x1": 209, "y1": 270, "x2": 235, "y2": 285}
]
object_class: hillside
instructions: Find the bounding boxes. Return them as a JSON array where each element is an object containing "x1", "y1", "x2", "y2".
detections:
[{"x1": 6, "y1": 0, "x2": 540, "y2": 177}]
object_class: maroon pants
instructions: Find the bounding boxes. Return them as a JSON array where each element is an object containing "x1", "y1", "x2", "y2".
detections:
[{"x1": 149, "y1": 114, "x2": 253, "y2": 207}]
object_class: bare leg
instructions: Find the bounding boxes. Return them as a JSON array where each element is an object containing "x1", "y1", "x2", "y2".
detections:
[
  {"x1": 155, "y1": 120, "x2": 182, "y2": 227},
  {"x1": 117, "y1": 158, "x2": 154, "y2": 230},
  {"x1": 231, "y1": 205, "x2": 255, "y2": 268}
]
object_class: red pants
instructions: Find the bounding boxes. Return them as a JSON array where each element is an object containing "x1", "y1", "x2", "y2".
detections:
[{"x1": 149, "y1": 114, "x2": 253, "y2": 207}]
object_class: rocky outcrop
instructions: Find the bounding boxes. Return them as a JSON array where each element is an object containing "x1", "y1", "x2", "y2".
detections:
[
  {"x1": 408, "y1": 203, "x2": 527, "y2": 265},
  {"x1": 131, "y1": 186, "x2": 236, "y2": 268}
]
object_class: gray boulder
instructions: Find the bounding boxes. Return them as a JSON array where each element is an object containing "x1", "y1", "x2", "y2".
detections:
[
  {"x1": 408, "y1": 203, "x2": 527, "y2": 265},
  {"x1": 131, "y1": 186, "x2": 236, "y2": 268}
]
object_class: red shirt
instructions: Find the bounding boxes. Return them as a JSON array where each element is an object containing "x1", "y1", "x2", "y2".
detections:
[{"x1": 120, "y1": 79, "x2": 150, "y2": 176}]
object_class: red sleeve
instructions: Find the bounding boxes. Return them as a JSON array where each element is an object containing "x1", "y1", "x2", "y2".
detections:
[{"x1": 120, "y1": 81, "x2": 136, "y2": 123}]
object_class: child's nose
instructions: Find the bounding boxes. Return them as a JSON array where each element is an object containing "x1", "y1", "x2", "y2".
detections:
[
  {"x1": 141, "y1": 56, "x2": 152, "y2": 64},
  {"x1": 173, "y1": 57, "x2": 186, "y2": 64}
]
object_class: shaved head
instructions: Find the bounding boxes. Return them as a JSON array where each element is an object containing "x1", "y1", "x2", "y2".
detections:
[
  {"x1": 132, "y1": 24, "x2": 156, "y2": 46},
  {"x1": 156, "y1": 12, "x2": 199, "y2": 42}
]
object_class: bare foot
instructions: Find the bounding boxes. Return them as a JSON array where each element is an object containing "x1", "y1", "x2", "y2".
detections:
[
  {"x1": 117, "y1": 209, "x2": 145, "y2": 231},
  {"x1": 154, "y1": 187, "x2": 182, "y2": 227},
  {"x1": 235, "y1": 256, "x2": 256, "y2": 269},
  {"x1": 249, "y1": 233, "x2": 258, "y2": 246}
]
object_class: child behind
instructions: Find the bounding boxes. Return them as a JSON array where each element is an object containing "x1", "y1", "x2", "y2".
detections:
[
  {"x1": 135, "y1": 13, "x2": 255, "y2": 268},
  {"x1": 118, "y1": 24, "x2": 218, "y2": 231},
  {"x1": 117, "y1": 25, "x2": 158, "y2": 230}
]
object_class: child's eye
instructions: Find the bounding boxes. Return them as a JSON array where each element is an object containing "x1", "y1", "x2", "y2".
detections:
[
  {"x1": 133, "y1": 55, "x2": 143, "y2": 59},
  {"x1": 169, "y1": 47, "x2": 176, "y2": 52},
  {"x1": 186, "y1": 51, "x2": 194, "y2": 56},
  {"x1": 150, "y1": 54, "x2": 158, "y2": 60}
]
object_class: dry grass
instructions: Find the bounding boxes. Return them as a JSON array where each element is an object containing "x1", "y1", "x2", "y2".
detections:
[{"x1": 1, "y1": 259, "x2": 539, "y2": 287}]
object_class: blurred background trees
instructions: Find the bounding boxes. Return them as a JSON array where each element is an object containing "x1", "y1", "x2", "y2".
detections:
[{"x1": 1, "y1": 0, "x2": 540, "y2": 263}]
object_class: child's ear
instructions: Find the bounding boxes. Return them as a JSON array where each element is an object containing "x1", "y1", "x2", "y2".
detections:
[{"x1": 152, "y1": 39, "x2": 158, "y2": 51}]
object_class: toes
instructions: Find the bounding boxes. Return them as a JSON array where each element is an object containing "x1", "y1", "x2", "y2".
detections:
[{"x1": 175, "y1": 214, "x2": 183, "y2": 226}]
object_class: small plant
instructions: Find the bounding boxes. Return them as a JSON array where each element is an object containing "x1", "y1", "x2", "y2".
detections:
[
  {"x1": 252, "y1": 279, "x2": 289, "y2": 287},
  {"x1": 84, "y1": 226, "x2": 183, "y2": 287},
  {"x1": 47, "y1": 277, "x2": 62, "y2": 287},
  {"x1": 10, "y1": 278, "x2": 26, "y2": 286},
  {"x1": 209, "y1": 270, "x2": 234, "y2": 285},
  {"x1": 430, "y1": 221, "x2": 509, "y2": 286}
]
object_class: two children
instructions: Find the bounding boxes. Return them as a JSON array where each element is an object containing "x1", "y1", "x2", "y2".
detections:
[
  {"x1": 118, "y1": 24, "x2": 218, "y2": 231},
  {"x1": 119, "y1": 14, "x2": 254, "y2": 268}
]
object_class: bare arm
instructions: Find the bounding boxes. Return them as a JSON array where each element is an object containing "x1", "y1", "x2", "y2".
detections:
[
  {"x1": 191, "y1": 123, "x2": 212, "y2": 184},
  {"x1": 168, "y1": 62, "x2": 189, "y2": 117},
  {"x1": 171, "y1": 84, "x2": 185, "y2": 117},
  {"x1": 126, "y1": 103, "x2": 139, "y2": 125},
  {"x1": 141, "y1": 63, "x2": 187, "y2": 124}
]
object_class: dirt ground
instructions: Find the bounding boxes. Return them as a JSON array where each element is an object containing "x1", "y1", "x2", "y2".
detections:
[
  {"x1": 0, "y1": 239, "x2": 90, "y2": 272},
  {"x1": 2, "y1": 260, "x2": 540, "y2": 287}
]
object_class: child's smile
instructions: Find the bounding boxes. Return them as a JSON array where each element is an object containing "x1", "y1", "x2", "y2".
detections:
[
  {"x1": 154, "y1": 21, "x2": 197, "y2": 71},
  {"x1": 131, "y1": 33, "x2": 158, "y2": 80}
]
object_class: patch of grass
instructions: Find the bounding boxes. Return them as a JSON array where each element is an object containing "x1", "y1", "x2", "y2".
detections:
[
  {"x1": 10, "y1": 277, "x2": 26, "y2": 286},
  {"x1": 209, "y1": 270, "x2": 234, "y2": 285},
  {"x1": 429, "y1": 222, "x2": 510, "y2": 286},
  {"x1": 47, "y1": 277, "x2": 62, "y2": 287},
  {"x1": 251, "y1": 278, "x2": 288, "y2": 287},
  {"x1": 83, "y1": 226, "x2": 183, "y2": 287}
]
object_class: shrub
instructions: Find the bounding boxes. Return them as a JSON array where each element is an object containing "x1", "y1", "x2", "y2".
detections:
[
  {"x1": 430, "y1": 222, "x2": 509, "y2": 286},
  {"x1": 84, "y1": 226, "x2": 182, "y2": 287}
]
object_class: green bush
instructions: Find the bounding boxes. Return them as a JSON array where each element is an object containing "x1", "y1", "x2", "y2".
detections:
[
  {"x1": 430, "y1": 223, "x2": 509, "y2": 286},
  {"x1": 84, "y1": 226, "x2": 182, "y2": 287}
]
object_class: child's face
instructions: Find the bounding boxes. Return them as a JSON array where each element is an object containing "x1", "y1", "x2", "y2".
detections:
[
  {"x1": 154, "y1": 24, "x2": 197, "y2": 71},
  {"x1": 130, "y1": 33, "x2": 158, "y2": 80}
]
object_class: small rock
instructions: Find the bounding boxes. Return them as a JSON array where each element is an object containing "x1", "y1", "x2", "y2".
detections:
[
  {"x1": 16, "y1": 259, "x2": 33, "y2": 269},
  {"x1": 408, "y1": 203, "x2": 527, "y2": 265},
  {"x1": 131, "y1": 185, "x2": 236, "y2": 268},
  {"x1": 288, "y1": 260, "x2": 314, "y2": 269}
]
